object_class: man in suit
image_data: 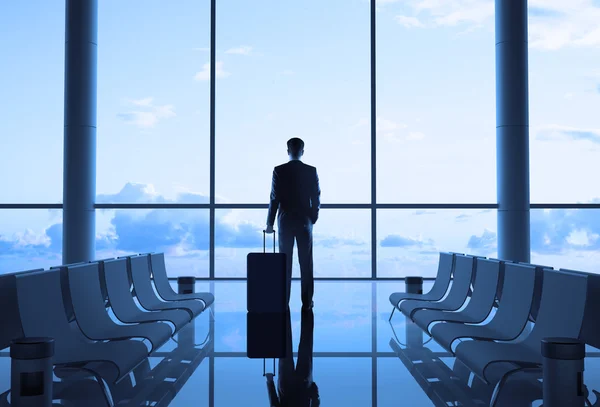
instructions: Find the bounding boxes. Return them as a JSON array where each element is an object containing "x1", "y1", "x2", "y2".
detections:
[{"x1": 265, "y1": 137, "x2": 321, "y2": 311}]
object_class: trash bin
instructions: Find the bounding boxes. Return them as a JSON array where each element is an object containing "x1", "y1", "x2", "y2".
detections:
[
  {"x1": 10, "y1": 337, "x2": 54, "y2": 407},
  {"x1": 177, "y1": 276, "x2": 195, "y2": 295},
  {"x1": 405, "y1": 276, "x2": 423, "y2": 295},
  {"x1": 542, "y1": 337, "x2": 585, "y2": 407},
  {"x1": 177, "y1": 277, "x2": 196, "y2": 347}
]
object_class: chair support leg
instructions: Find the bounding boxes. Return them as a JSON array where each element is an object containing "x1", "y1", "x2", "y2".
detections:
[{"x1": 489, "y1": 366, "x2": 541, "y2": 407}]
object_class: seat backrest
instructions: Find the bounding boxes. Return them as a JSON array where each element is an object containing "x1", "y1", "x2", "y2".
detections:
[
  {"x1": 468, "y1": 258, "x2": 500, "y2": 311},
  {"x1": 428, "y1": 252, "x2": 455, "y2": 298},
  {"x1": 130, "y1": 254, "x2": 153, "y2": 290},
  {"x1": 518, "y1": 261, "x2": 553, "y2": 322},
  {"x1": 0, "y1": 273, "x2": 27, "y2": 350},
  {"x1": 524, "y1": 269, "x2": 588, "y2": 353},
  {"x1": 15, "y1": 270, "x2": 73, "y2": 338},
  {"x1": 520, "y1": 263, "x2": 550, "y2": 322},
  {"x1": 561, "y1": 269, "x2": 600, "y2": 350},
  {"x1": 94, "y1": 260, "x2": 111, "y2": 307},
  {"x1": 452, "y1": 255, "x2": 474, "y2": 286},
  {"x1": 486, "y1": 263, "x2": 536, "y2": 337},
  {"x1": 66, "y1": 263, "x2": 112, "y2": 331},
  {"x1": 50, "y1": 265, "x2": 77, "y2": 323},
  {"x1": 102, "y1": 258, "x2": 136, "y2": 311},
  {"x1": 0, "y1": 268, "x2": 46, "y2": 349},
  {"x1": 444, "y1": 255, "x2": 475, "y2": 306},
  {"x1": 149, "y1": 252, "x2": 169, "y2": 284},
  {"x1": 117, "y1": 255, "x2": 136, "y2": 292}
]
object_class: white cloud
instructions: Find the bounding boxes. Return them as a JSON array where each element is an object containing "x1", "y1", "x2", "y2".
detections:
[
  {"x1": 194, "y1": 61, "x2": 231, "y2": 81},
  {"x1": 12, "y1": 229, "x2": 50, "y2": 248},
  {"x1": 280, "y1": 69, "x2": 295, "y2": 76},
  {"x1": 566, "y1": 229, "x2": 599, "y2": 247},
  {"x1": 535, "y1": 124, "x2": 600, "y2": 144},
  {"x1": 117, "y1": 98, "x2": 176, "y2": 129},
  {"x1": 225, "y1": 46, "x2": 253, "y2": 55},
  {"x1": 394, "y1": 15, "x2": 425, "y2": 28},
  {"x1": 393, "y1": 0, "x2": 600, "y2": 49},
  {"x1": 410, "y1": 0, "x2": 494, "y2": 28}
]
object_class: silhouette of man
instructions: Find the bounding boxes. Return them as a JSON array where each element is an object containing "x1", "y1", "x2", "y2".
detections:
[
  {"x1": 266, "y1": 138, "x2": 320, "y2": 311},
  {"x1": 267, "y1": 309, "x2": 319, "y2": 407}
]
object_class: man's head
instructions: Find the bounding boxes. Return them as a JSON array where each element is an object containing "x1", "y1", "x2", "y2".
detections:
[{"x1": 287, "y1": 137, "x2": 304, "y2": 160}]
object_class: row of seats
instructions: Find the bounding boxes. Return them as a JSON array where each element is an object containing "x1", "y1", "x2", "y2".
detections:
[
  {"x1": 389, "y1": 252, "x2": 600, "y2": 404},
  {"x1": 0, "y1": 253, "x2": 213, "y2": 405}
]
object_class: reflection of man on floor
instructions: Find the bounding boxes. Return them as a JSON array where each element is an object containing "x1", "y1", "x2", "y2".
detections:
[{"x1": 273, "y1": 309, "x2": 320, "y2": 406}]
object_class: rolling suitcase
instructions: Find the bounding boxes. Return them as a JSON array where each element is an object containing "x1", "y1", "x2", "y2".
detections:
[{"x1": 247, "y1": 230, "x2": 287, "y2": 313}]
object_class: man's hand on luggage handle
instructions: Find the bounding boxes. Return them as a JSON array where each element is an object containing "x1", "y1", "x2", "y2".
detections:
[{"x1": 265, "y1": 225, "x2": 274, "y2": 234}]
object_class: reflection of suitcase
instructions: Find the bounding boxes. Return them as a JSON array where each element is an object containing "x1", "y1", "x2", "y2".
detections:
[
  {"x1": 246, "y1": 311, "x2": 289, "y2": 359},
  {"x1": 247, "y1": 230, "x2": 287, "y2": 313}
]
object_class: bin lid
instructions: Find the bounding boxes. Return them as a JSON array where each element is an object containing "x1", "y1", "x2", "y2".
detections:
[{"x1": 10, "y1": 337, "x2": 55, "y2": 360}]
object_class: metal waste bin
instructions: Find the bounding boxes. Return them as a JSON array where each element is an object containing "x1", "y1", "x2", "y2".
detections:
[
  {"x1": 10, "y1": 337, "x2": 54, "y2": 407},
  {"x1": 542, "y1": 337, "x2": 585, "y2": 407},
  {"x1": 177, "y1": 276, "x2": 196, "y2": 347},
  {"x1": 405, "y1": 276, "x2": 423, "y2": 295},
  {"x1": 177, "y1": 276, "x2": 195, "y2": 295}
]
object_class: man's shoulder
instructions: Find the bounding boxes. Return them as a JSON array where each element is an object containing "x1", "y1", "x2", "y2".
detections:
[{"x1": 274, "y1": 162, "x2": 317, "y2": 172}]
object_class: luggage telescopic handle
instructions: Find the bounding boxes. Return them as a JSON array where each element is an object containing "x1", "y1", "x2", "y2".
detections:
[{"x1": 262, "y1": 230, "x2": 276, "y2": 253}]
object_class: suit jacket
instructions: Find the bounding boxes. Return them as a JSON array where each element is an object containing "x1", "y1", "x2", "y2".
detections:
[{"x1": 267, "y1": 160, "x2": 321, "y2": 227}]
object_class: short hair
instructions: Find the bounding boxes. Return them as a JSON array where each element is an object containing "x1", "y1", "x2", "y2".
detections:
[{"x1": 287, "y1": 137, "x2": 304, "y2": 156}]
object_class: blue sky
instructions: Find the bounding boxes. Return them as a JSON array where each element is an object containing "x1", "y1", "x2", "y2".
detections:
[{"x1": 1, "y1": 0, "x2": 600, "y2": 277}]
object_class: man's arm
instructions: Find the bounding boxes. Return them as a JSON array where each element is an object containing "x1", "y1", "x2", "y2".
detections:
[
  {"x1": 266, "y1": 168, "x2": 280, "y2": 229},
  {"x1": 310, "y1": 168, "x2": 321, "y2": 224}
]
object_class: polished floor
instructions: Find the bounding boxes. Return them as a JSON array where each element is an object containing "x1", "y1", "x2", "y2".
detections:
[{"x1": 0, "y1": 280, "x2": 599, "y2": 406}]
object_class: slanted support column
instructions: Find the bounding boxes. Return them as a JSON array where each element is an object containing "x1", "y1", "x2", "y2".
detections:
[
  {"x1": 496, "y1": 0, "x2": 530, "y2": 263},
  {"x1": 62, "y1": 0, "x2": 98, "y2": 264}
]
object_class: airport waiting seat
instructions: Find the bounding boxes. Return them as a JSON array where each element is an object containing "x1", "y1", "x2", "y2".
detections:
[
  {"x1": 148, "y1": 252, "x2": 215, "y2": 307},
  {"x1": 453, "y1": 269, "x2": 588, "y2": 401},
  {"x1": 413, "y1": 258, "x2": 500, "y2": 335},
  {"x1": 13, "y1": 269, "x2": 149, "y2": 386},
  {"x1": 399, "y1": 254, "x2": 475, "y2": 319},
  {"x1": 429, "y1": 262, "x2": 536, "y2": 353},
  {"x1": 65, "y1": 263, "x2": 172, "y2": 353},
  {"x1": 388, "y1": 252, "x2": 454, "y2": 319},
  {"x1": 128, "y1": 255, "x2": 206, "y2": 319},
  {"x1": 102, "y1": 258, "x2": 191, "y2": 332}
]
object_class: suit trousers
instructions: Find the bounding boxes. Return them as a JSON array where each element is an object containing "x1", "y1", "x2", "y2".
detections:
[{"x1": 278, "y1": 213, "x2": 314, "y2": 306}]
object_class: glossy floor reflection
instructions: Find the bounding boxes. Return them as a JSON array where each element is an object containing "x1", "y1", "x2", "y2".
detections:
[{"x1": 0, "y1": 280, "x2": 599, "y2": 406}]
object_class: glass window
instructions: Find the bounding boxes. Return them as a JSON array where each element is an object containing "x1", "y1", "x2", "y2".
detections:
[
  {"x1": 377, "y1": 209, "x2": 497, "y2": 277},
  {"x1": 215, "y1": 209, "x2": 371, "y2": 277},
  {"x1": 528, "y1": 3, "x2": 600, "y2": 203},
  {"x1": 215, "y1": 0, "x2": 371, "y2": 203},
  {"x1": 0, "y1": 210, "x2": 62, "y2": 274},
  {"x1": 0, "y1": 2, "x2": 64, "y2": 203},
  {"x1": 376, "y1": 1, "x2": 496, "y2": 203},
  {"x1": 96, "y1": 209, "x2": 209, "y2": 277},
  {"x1": 530, "y1": 208, "x2": 600, "y2": 274},
  {"x1": 96, "y1": 0, "x2": 210, "y2": 203}
]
